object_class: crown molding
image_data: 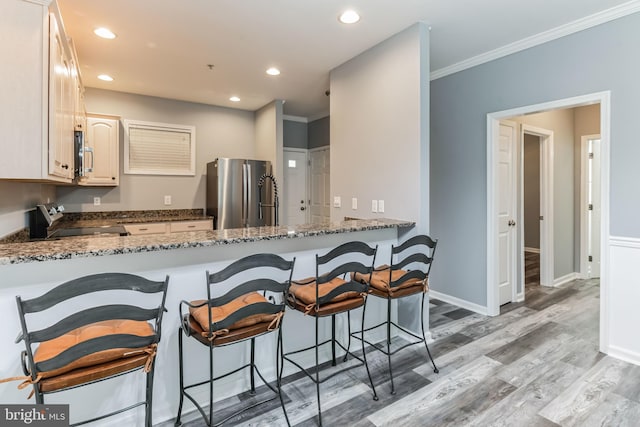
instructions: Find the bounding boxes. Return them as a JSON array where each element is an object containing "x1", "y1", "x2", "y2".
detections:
[
  {"x1": 430, "y1": 0, "x2": 640, "y2": 81},
  {"x1": 308, "y1": 111, "x2": 330, "y2": 122},
  {"x1": 282, "y1": 114, "x2": 308, "y2": 123}
]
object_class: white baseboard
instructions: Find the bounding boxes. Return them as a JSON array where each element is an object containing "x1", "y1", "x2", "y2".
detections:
[
  {"x1": 429, "y1": 290, "x2": 488, "y2": 315},
  {"x1": 524, "y1": 247, "x2": 540, "y2": 254},
  {"x1": 553, "y1": 272, "x2": 580, "y2": 287},
  {"x1": 607, "y1": 345, "x2": 640, "y2": 367},
  {"x1": 515, "y1": 292, "x2": 525, "y2": 303}
]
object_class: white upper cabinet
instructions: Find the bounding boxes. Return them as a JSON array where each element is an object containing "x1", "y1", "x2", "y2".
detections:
[
  {"x1": 0, "y1": 0, "x2": 82, "y2": 182},
  {"x1": 78, "y1": 115, "x2": 120, "y2": 186},
  {"x1": 48, "y1": 11, "x2": 75, "y2": 180}
]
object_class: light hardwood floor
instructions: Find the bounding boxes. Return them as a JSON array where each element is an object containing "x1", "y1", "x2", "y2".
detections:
[{"x1": 171, "y1": 260, "x2": 640, "y2": 426}]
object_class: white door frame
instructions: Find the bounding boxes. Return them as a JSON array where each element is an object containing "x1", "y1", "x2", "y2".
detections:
[
  {"x1": 487, "y1": 91, "x2": 610, "y2": 354},
  {"x1": 283, "y1": 147, "x2": 310, "y2": 224},
  {"x1": 520, "y1": 124, "x2": 554, "y2": 291},
  {"x1": 580, "y1": 134, "x2": 602, "y2": 278}
]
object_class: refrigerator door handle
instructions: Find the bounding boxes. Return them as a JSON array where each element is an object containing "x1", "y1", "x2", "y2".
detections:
[
  {"x1": 245, "y1": 162, "x2": 252, "y2": 226},
  {"x1": 242, "y1": 163, "x2": 248, "y2": 227}
]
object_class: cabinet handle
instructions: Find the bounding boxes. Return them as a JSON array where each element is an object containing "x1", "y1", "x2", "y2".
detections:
[
  {"x1": 188, "y1": 225, "x2": 196, "y2": 228},
  {"x1": 139, "y1": 228, "x2": 148, "y2": 231},
  {"x1": 112, "y1": 177, "x2": 116, "y2": 180},
  {"x1": 62, "y1": 164, "x2": 69, "y2": 169}
]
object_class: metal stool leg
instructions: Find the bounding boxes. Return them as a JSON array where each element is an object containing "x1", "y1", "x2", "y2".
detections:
[
  {"x1": 175, "y1": 328, "x2": 185, "y2": 426},
  {"x1": 361, "y1": 301, "x2": 378, "y2": 401},
  {"x1": 386, "y1": 297, "x2": 395, "y2": 394},
  {"x1": 343, "y1": 311, "x2": 351, "y2": 362},
  {"x1": 421, "y1": 293, "x2": 439, "y2": 374},
  {"x1": 276, "y1": 328, "x2": 291, "y2": 427},
  {"x1": 331, "y1": 315, "x2": 337, "y2": 366},
  {"x1": 250, "y1": 337, "x2": 256, "y2": 394},
  {"x1": 209, "y1": 342, "x2": 214, "y2": 426},
  {"x1": 145, "y1": 359, "x2": 155, "y2": 427},
  {"x1": 315, "y1": 315, "x2": 323, "y2": 426}
]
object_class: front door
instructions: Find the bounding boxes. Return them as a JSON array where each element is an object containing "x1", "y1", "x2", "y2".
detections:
[
  {"x1": 309, "y1": 147, "x2": 330, "y2": 223},
  {"x1": 283, "y1": 149, "x2": 308, "y2": 226},
  {"x1": 498, "y1": 121, "x2": 517, "y2": 305}
]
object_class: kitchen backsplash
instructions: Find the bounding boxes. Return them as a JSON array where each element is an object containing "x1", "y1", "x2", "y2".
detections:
[{"x1": 62, "y1": 208, "x2": 206, "y2": 222}]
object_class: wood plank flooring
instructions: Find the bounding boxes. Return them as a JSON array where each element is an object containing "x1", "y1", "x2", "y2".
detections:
[{"x1": 170, "y1": 259, "x2": 640, "y2": 426}]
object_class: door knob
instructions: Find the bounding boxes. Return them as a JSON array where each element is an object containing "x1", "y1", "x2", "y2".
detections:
[
  {"x1": 300, "y1": 207, "x2": 306, "y2": 211},
  {"x1": 300, "y1": 200, "x2": 304, "y2": 204}
]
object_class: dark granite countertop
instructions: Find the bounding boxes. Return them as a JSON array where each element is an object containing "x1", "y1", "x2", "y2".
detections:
[{"x1": 0, "y1": 218, "x2": 414, "y2": 265}]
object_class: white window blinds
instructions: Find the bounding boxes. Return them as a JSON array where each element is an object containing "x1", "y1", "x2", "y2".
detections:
[{"x1": 124, "y1": 120, "x2": 196, "y2": 175}]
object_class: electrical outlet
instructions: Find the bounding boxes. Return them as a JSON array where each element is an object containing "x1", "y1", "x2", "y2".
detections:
[
  {"x1": 164, "y1": 195, "x2": 172, "y2": 206},
  {"x1": 378, "y1": 200, "x2": 385, "y2": 213},
  {"x1": 371, "y1": 200, "x2": 378, "y2": 213},
  {"x1": 351, "y1": 198, "x2": 358, "y2": 210},
  {"x1": 333, "y1": 196, "x2": 341, "y2": 208},
  {"x1": 93, "y1": 197, "x2": 101, "y2": 206}
]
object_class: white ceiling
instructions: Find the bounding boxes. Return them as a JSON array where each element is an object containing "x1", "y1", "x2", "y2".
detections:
[{"x1": 57, "y1": 0, "x2": 634, "y2": 118}]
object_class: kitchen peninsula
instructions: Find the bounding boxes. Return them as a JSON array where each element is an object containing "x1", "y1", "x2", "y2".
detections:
[{"x1": 0, "y1": 217, "x2": 414, "y2": 426}]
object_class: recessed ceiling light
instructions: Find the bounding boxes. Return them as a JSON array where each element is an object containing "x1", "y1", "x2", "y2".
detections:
[
  {"x1": 266, "y1": 67, "x2": 281, "y2": 76},
  {"x1": 97, "y1": 74, "x2": 113, "y2": 82},
  {"x1": 94, "y1": 27, "x2": 116, "y2": 39},
  {"x1": 339, "y1": 10, "x2": 360, "y2": 24},
  {"x1": 229, "y1": 96, "x2": 240, "y2": 102}
]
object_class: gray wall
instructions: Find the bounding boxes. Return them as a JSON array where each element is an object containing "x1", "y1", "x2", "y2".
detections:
[
  {"x1": 430, "y1": 12, "x2": 640, "y2": 306},
  {"x1": 57, "y1": 88, "x2": 256, "y2": 212},
  {"x1": 255, "y1": 100, "x2": 285, "y2": 222},
  {"x1": 330, "y1": 22, "x2": 429, "y2": 228},
  {"x1": 283, "y1": 120, "x2": 308, "y2": 149},
  {"x1": 308, "y1": 116, "x2": 330, "y2": 149},
  {"x1": 523, "y1": 134, "x2": 540, "y2": 249}
]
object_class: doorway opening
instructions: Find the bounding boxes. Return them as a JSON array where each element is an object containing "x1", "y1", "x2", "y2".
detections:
[
  {"x1": 523, "y1": 133, "x2": 542, "y2": 296},
  {"x1": 487, "y1": 91, "x2": 610, "y2": 353}
]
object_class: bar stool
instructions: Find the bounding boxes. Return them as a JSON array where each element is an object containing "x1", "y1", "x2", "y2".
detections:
[
  {"x1": 282, "y1": 241, "x2": 378, "y2": 426},
  {"x1": 351, "y1": 234, "x2": 439, "y2": 394},
  {"x1": 175, "y1": 253, "x2": 295, "y2": 427},
  {"x1": 3, "y1": 273, "x2": 169, "y2": 427}
]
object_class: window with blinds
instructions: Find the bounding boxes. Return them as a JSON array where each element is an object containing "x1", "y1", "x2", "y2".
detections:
[{"x1": 123, "y1": 119, "x2": 196, "y2": 175}]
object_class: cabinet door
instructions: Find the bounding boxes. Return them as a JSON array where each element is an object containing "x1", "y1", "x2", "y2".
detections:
[
  {"x1": 80, "y1": 116, "x2": 120, "y2": 186},
  {"x1": 124, "y1": 223, "x2": 168, "y2": 235},
  {"x1": 48, "y1": 13, "x2": 74, "y2": 180}
]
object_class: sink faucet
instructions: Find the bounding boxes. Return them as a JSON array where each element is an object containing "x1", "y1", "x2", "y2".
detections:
[{"x1": 257, "y1": 173, "x2": 279, "y2": 226}]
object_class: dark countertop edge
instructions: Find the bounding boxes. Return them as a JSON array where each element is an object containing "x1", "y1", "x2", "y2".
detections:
[{"x1": 0, "y1": 219, "x2": 415, "y2": 265}]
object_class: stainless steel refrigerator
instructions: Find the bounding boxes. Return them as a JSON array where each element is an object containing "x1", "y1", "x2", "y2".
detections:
[{"x1": 206, "y1": 158, "x2": 274, "y2": 229}]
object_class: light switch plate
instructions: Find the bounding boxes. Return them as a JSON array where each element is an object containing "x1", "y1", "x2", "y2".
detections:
[
  {"x1": 93, "y1": 197, "x2": 101, "y2": 206},
  {"x1": 378, "y1": 200, "x2": 385, "y2": 213},
  {"x1": 333, "y1": 196, "x2": 341, "y2": 208},
  {"x1": 164, "y1": 195, "x2": 172, "y2": 206},
  {"x1": 352, "y1": 198, "x2": 358, "y2": 210},
  {"x1": 371, "y1": 200, "x2": 378, "y2": 213}
]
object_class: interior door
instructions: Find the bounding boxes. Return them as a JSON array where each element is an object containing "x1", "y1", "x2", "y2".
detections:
[
  {"x1": 498, "y1": 121, "x2": 517, "y2": 305},
  {"x1": 283, "y1": 150, "x2": 309, "y2": 226},
  {"x1": 589, "y1": 138, "x2": 601, "y2": 278},
  {"x1": 309, "y1": 147, "x2": 330, "y2": 223}
]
